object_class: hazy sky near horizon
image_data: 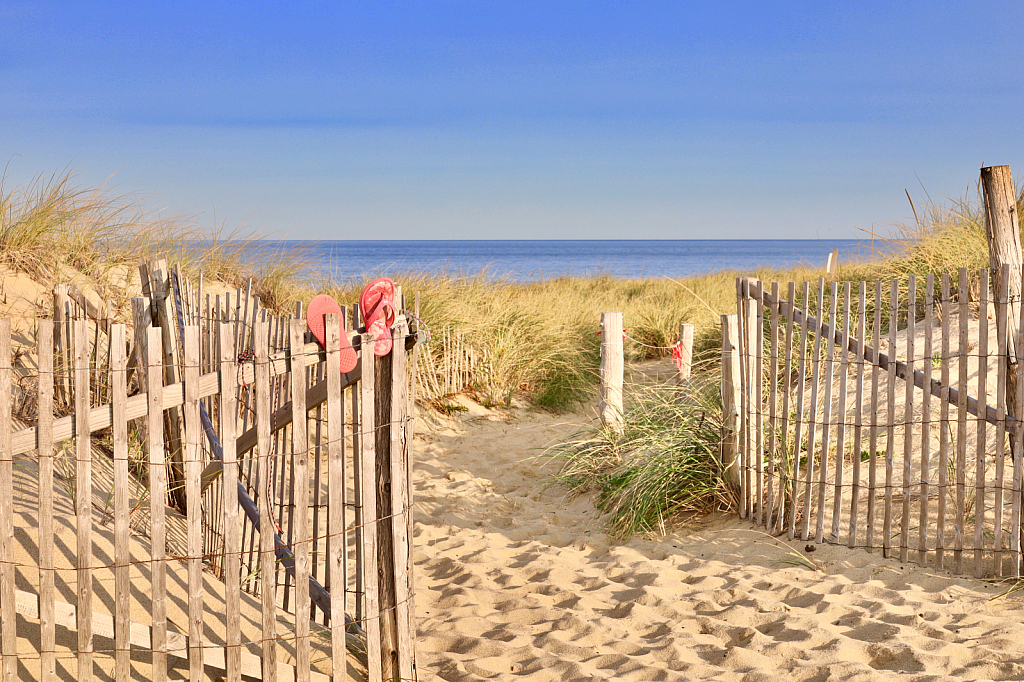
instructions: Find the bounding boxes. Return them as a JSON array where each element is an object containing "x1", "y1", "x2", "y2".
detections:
[{"x1": 2, "y1": 1, "x2": 1023, "y2": 240}]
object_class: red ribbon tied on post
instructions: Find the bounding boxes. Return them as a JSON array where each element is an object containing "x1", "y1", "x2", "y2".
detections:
[{"x1": 671, "y1": 341, "x2": 684, "y2": 371}]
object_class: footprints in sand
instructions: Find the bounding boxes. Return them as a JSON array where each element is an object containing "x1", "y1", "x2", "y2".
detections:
[{"x1": 413, "y1": 409, "x2": 1024, "y2": 680}]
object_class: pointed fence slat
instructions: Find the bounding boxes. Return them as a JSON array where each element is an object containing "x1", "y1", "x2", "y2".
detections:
[
  {"x1": 975, "y1": 272, "x2": 989, "y2": 577},
  {"x1": 901, "y1": 275, "x2": 916, "y2": 563},
  {"x1": 75, "y1": 319, "x2": 95, "y2": 681},
  {"x1": 0, "y1": 319, "x2": 13, "y2": 682},
  {"x1": 850, "y1": 282, "x2": 866, "y2": 549},
  {"x1": 919, "y1": 275, "x2": 934, "y2": 567},
  {"x1": 955, "y1": 270, "x2": 969, "y2": 575},
  {"x1": 37, "y1": 320, "x2": 56, "y2": 682}
]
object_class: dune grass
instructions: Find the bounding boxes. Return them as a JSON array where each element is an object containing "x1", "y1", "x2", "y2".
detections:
[
  {"x1": 545, "y1": 376, "x2": 727, "y2": 538},
  {"x1": 0, "y1": 168, "x2": 310, "y2": 316}
]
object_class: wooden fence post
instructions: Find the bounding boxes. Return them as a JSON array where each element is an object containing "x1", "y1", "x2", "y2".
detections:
[
  {"x1": 982, "y1": 165, "x2": 1023, "y2": 419},
  {"x1": 677, "y1": 323, "x2": 694, "y2": 384},
  {"x1": 599, "y1": 311, "x2": 624, "y2": 433},
  {"x1": 720, "y1": 314, "x2": 741, "y2": 488},
  {"x1": 981, "y1": 165, "x2": 1024, "y2": 572}
]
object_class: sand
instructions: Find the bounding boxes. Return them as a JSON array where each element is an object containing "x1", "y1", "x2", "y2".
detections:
[{"x1": 412, "y1": 397, "x2": 1024, "y2": 681}]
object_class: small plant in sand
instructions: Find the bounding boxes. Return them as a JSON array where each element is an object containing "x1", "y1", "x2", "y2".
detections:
[{"x1": 546, "y1": 375, "x2": 727, "y2": 538}]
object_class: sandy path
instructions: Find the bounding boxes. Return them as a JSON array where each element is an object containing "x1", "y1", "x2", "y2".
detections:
[{"x1": 412, "y1": 399, "x2": 1024, "y2": 681}]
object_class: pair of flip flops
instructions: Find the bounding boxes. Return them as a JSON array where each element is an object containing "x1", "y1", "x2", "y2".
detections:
[{"x1": 305, "y1": 277, "x2": 397, "y2": 372}]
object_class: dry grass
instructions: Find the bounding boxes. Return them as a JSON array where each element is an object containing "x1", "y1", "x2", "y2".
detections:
[{"x1": 0, "y1": 168, "x2": 308, "y2": 315}]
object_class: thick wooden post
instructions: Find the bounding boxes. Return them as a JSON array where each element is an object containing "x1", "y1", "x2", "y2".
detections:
[
  {"x1": 720, "y1": 314, "x2": 741, "y2": 488},
  {"x1": 599, "y1": 311, "x2": 624, "y2": 433},
  {"x1": 677, "y1": 323, "x2": 694, "y2": 384},
  {"x1": 982, "y1": 166, "x2": 1023, "y2": 419}
]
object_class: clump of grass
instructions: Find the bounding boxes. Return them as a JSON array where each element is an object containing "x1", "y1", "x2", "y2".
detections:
[
  {"x1": 0, "y1": 167, "x2": 310, "y2": 316},
  {"x1": 545, "y1": 376, "x2": 728, "y2": 538}
]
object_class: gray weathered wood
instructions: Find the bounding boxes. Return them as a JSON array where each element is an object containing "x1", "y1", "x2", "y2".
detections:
[
  {"x1": 736, "y1": 280, "x2": 749, "y2": 519},
  {"x1": 815, "y1": 282, "x2": 838, "y2": 544},
  {"x1": 289, "y1": 319, "x2": 312, "y2": 682},
  {"x1": 144, "y1": 325, "x2": 168, "y2": 682},
  {"x1": 936, "y1": 275, "x2": 951, "y2": 569},
  {"x1": 982, "y1": 166, "x2": 1022, "y2": 419},
  {"x1": 831, "y1": 282, "x2": 850, "y2": 544},
  {"x1": 1012, "y1": 270, "x2": 1024, "y2": 577},
  {"x1": 850, "y1": 282, "x2": 866, "y2": 549},
  {"x1": 919, "y1": 275, "x2": 934, "y2": 567},
  {"x1": 37, "y1": 320, "x2": 56, "y2": 682},
  {"x1": 390, "y1": 322, "x2": 415, "y2": 680},
  {"x1": 218, "y1": 322, "x2": 243, "y2": 682},
  {"x1": 326, "y1": 317, "x2": 348, "y2": 678},
  {"x1": 183, "y1": 325, "x2": 205, "y2": 680},
  {"x1": 359, "y1": 333, "x2": 383, "y2": 681},
  {"x1": 994, "y1": 267, "x2": 1009, "y2": 574},
  {"x1": 974, "y1": 272, "x2": 989, "y2": 577},
  {"x1": 955, "y1": 270, "x2": 969, "y2": 574},
  {"x1": 111, "y1": 324, "x2": 131, "y2": 682},
  {"x1": 766, "y1": 283, "x2": 780, "y2": 530},
  {"x1": 0, "y1": 320, "x2": 13, "y2": 682},
  {"x1": 754, "y1": 282, "x2": 765, "y2": 526},
  {"x1": 778, "y1": 282, "x2": 795, "y2": 532},
  {"x1": 149, "y1": 260, "x2": 187, "y2": 511},
  {"x1": 883, "y1": 280, "x2": 897, "y2": 559},
  {"x1": 599, "y1": 311, "x2": 624, "y2": 432},
  {"x1": 802, "y1": 279, "x2": 825, "y2": 541},
  {"x1": 74, "y1": 319, "x2": 94, "y2": 681},
  {"x1": 901, "y1": 275, "x2": 916, "y2": 563},
  {"x1": 255, "y1": 320, "x2": 278, "y2": 680},
  {"x1": 867, "y1": 281, "x2": 882, "y2": 551},
  {"x1": 789, "y1": 282, "x2": 810, "y2": 541}
]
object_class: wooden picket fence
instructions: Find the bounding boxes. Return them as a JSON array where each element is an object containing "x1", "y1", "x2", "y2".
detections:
[
  {"x1": 730, "y1": 268, "x2": 1024, "y2": 578},
  {"x1": 0, "y1": 264, "x2": 419, "y2": 681}
]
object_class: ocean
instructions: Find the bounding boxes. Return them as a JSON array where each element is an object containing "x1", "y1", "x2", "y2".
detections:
[{"x1": 268, "y1": 239, "x2": 890, "y2": 284}]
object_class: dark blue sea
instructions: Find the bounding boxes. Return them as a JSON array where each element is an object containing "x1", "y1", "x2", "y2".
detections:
[{"x1": 268, "y1": 239, "x2": 891, "y2": 284}]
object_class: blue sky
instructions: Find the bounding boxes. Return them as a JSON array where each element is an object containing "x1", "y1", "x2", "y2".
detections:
[{"x1": 2, "y1": 1, "x2": 1023, "y2": 240}]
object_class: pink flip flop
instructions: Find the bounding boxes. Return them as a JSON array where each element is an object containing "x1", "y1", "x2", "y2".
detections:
[
  {"x1": 306, "y1": 294, "x2": 358, "y2": 373},
  {"x1": 359, "y1": 277, "x2": 396, "y2": 357}
]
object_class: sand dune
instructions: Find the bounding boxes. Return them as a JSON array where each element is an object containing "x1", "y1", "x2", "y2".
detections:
[{"x1": 412, "y1": 398, "x2": 1024, "y2": 681}]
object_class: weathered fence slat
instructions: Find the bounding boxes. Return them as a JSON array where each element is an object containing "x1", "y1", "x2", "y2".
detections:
[
  {"x1": 901, "y1": 275, "x2": 916, "y2": 563},
  {"x1": 850, "y1": 282, "x2": 866, "y2": 549},
  {"x1": 144, "y1": 325, "x2": 168, "y2": 681},
  {"x1": 0, "y1": 319, "x2": 13, "y2": 682},
  {"x1": 778, "y1": 282, "x2": 795, "y2": 534},
  {"x1": 766, "y1": 282, "x2": 779, "y2": 532},
  {"x1": 255, "y1": 320, "x2": 279, "y2": 681},
  {"x1": 359, "y1": 332, "x2": 384, "y2": 681},
  {"x1": 75, "y1": 319, "x2": 95, "y2": 681},
  {"x1": 37, "y1": 320, "x2": 56, "y2": 682},
  {"x1": 955, "y1": 270, "x2": 969, "y2": 575},
  {"x1": 883, "y1": 280, "x2": 898, "y2": 559},
  {"x1": 975, "y1": 272, "x2": 990, "y2": 577},
  {"x1": 111, "y1": 324, "x2": 131, "y2": 682},
  {"x1": 936, "y1": 275, "x2": 951, "y2": 570},
  {"x1": 184, "y1": 325, "x2": 205, "y2": 680},
  {"x1": 815, "y1": 282, "x2": 838, "y2": 544},
  {"x1": 290, "y1": 318, "x2": 312, "y2": 682},
  {"x1": 218, "y1": 321, "x2": 243, "y2": 682},
  {"x1": 994, "y1": 267, "x2": 1010, "y2": 574},
  {"x1": 831, "y1": 282, "x2": 851, "y2": 544},
  {"x1": 867, "y1": 281, "x2": 882, "y2": 551},
  {"x1": 919, "y1": 275, "x2": 934, "y2": 567},
  {"x1": 802, "y1": 279, "x2": 825, "y2": 541},
  {"x1": 789, "y1": 282, "x2": 809, "y2": 541}
]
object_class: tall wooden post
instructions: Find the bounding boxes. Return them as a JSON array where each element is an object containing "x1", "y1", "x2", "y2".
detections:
[
  {"x1": 676, "y1": 323, "x2": 694, "y2": 384},
  {"x1": 982, "y1": 165, "x2": 1023, "y2": 419},
  {"x1": 981, "y1": 165, "x2": 1024, "y2": 574},
  {"x1": 599, "y1": 311, "x2": 624, "y2": 433},
  {"x1": 720, "y1": 314, "x2": 741, "y2": 488}
]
